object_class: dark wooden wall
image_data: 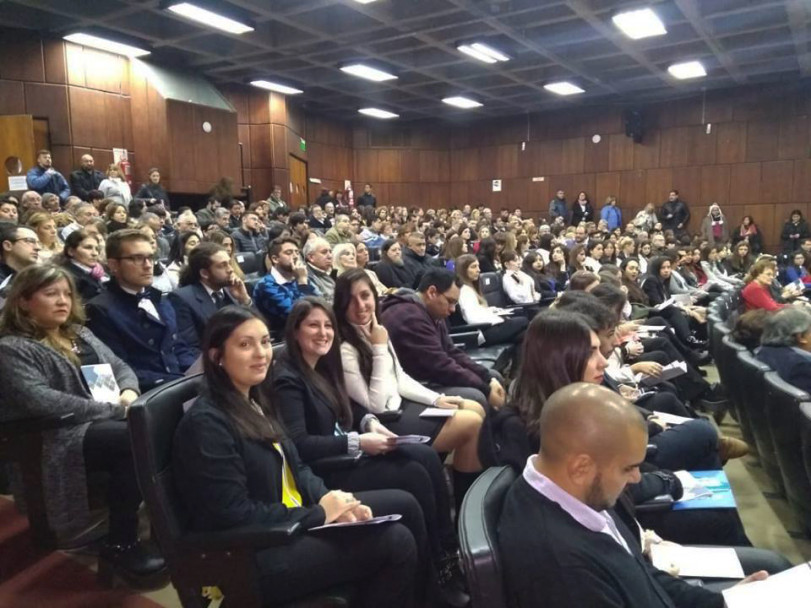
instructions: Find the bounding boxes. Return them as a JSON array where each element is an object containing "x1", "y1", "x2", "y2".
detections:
[{"x1": 0, "y1": 30, "x2": 133, "y2": 182}]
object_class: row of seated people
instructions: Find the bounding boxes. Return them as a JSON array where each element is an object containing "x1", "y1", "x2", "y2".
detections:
[{"x1": 1, "y1": 237, "x2": 794, "y2": 607}]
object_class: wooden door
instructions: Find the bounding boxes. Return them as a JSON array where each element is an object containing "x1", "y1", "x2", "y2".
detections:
[
  {"x1": 289, "y1": 155, "x2": 308, "y2": 208},
  {"x1": 0, "y1": 115, "x2": 36, "y2": 188}
]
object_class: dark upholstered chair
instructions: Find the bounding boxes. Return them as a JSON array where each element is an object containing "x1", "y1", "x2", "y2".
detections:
[
  {"x1": 458, "y1": 465, "x2": 516, "y2": 608},
  {"x1": 717, "y1": 335, "x2": 755, "y2": 450},
  {"x1": 708, "y1": 315, "x2": 726, "y2": 360},
  {"x1": 128, "y1": 374, "x2": 347, "y2": 608},
  {"x1": 235, "y1": 251, "x2": 263, "y2": 276},
  {"x1": 801, "y1": 403, "x2": 811, "y2": 513},
  {"x1": 764, "y1": 372, "x2": 811, "y2": 535},
  {"x1": 735, "y1": 350, "x2": 784, "y2": 495}
]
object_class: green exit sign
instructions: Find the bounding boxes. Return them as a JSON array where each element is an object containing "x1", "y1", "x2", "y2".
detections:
[{"x1": 300, "y1": 138, "x2": 306, "y2": 151}]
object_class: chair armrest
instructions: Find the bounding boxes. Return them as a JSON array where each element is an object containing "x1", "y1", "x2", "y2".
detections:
[
  {"x1": 634, "y1": 494, "x2": 674, "y2": 513},
  {"x1": 179, "y1": 522, "x2": 301, "y2": 552},
  {"x1": 451, "y1": 331, "x2": 481, "y2": 350},
  {"x1": 309, "y1": 453, "x2": 363, "y2": 472},
  {"x1": 0, "y1": 412, "x2": 77, "y2": 436},
  {"x1": 449, "y1": 323, "x2": 490, "y2": 334},
  {"x1": 377, "y1": 410, "x2": 402, "y2": 423}
]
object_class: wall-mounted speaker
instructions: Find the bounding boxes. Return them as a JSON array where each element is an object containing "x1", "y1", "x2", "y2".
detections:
[{"x1": 623, "y1": 108, "x2": 644, "y2": 144}]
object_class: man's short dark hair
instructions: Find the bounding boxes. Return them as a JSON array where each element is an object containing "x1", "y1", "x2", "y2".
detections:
[
  {"x1": 569, "y1": 270, "x2": 600, "y2": 291},
  {"x1": 229, "y1": 199, "x2": 243, "y2": 210},
  {"x1": 289, "y1": 212, "x2": 306, "y2": 228},
  {"x1": 106, "y1": 228, "x2": 151, "y2": 260},
  {"x1": 266, "y1": 221, "x2": 287, "y2": 241},
  {"x1": 180, "y1": 242, "x2": 226, "y2": 286},
  {"x1": 36, "y1": 149, "x2": 51, "y2": 158},
  {"x1": 555, "y1": 291, "x2": 617, "y2": 330},
  {"x1": 0, "y1": 223, "x2": 21, "y2": 256},
  {"x1": 267, "y1": 236, "x2": 299, "y2": 259},
  {"x1": 418, "y1": 268, "x2": 462, "y2": 293}
]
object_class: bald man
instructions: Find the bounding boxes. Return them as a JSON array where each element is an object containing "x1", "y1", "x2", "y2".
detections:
[
  {"x1": 70, "y1": 154, "x2": 105, "y2": 201},
  {"x1": 497, "y1": 383, "x2": 763, "y2": 608}
]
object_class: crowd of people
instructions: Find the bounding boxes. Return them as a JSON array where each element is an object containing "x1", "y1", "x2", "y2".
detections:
[{"x1": 0, "y1": 157, "x2": 807, "y2": 607}]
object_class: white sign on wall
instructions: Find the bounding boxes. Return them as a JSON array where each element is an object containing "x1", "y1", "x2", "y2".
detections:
[
  {"x1": 492, "y1": 179, "x2": 502, "y2": 192},
  {"x1": 7, "y1": 176, "x2": 27, "y2": 190},
  {"x1": 113, "y1": 148, "x2": 129, "y2": 164}
]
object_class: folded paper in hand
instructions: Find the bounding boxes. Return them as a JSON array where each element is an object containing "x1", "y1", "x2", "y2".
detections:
[
  {"x1": 419, "y1": 408, "x2": 456, "y2": 418},
  {"x1": 393, "y1": 435, "x2": 431, "y2": 445},
  {"x1": 81, "y1": 364, "x2": 120, "y2": 403},
  {"x1": 650, "y1": 544, "x2": 744, "y2": 579},
  {"x1": 722, "y1": 561, "x2": 811, "y2": 608},
  {"x1": 310, "y1": 514, "x2": 402, "y2": 531}
]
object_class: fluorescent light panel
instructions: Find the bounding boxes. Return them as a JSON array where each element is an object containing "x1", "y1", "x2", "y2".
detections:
[
  {"x1": 63, "y1": 33, "x2": 150, "y2": 57},
  {"x1": 544, "y1": 81, "x2": 585, "y2": 96},
  {"x1": 341, "y1": 63, "x2": 397, "y2": 82},
  {"x1": 167, "y1": 2, "x2": 254, "y2": 34},
  {"x1": 250, "y1": 80, "x2": 303, "y2": 95},
  {"x1": 358, "y1": 108, "x2": 399, "y2": 119},
  {"x1": 352, "y1": 0, "x2": 379, "y2": 3},
  {"x1": 612, "y1": 8, "x2": 666, "y2": 40},
  {"x1": 470, "y1": 42, "x2": 510, "y2": 62},
  {"x1": 443, "y1": 96, "x2": 483, "y2": 109},
  {"x1": 458, "y1": 44, "x2": 497, "y2": 63},
  {"x1": 668, "y1": 60, "x2": 706, "y2": 79}
]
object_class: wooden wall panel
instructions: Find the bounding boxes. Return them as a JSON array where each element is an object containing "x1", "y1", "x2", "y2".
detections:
[
  {"x1": 0, "y1": 80, "x2": 25, "y2": 115},
  {"x1": 271, "y1": 124, "x2": 288, "y2": 169},
  {"x1": 609, "y1": 134, "x2": 634, "y2": 171},
  {"x1": 761, "y1": 160, "x2": 794, "y2": 203},
  {"x1": 645, "y1": 168, "x2": 672, "y2": 206},
  {"x1": 0, "y1": 33, "x2": 44, "y2": 82},
  {"x1": 583, "y1": 138, "x2": 609, "y2": 173},
  {"x1": 792, "y1": 159, "x2": 811, "y2": 203},
  {"x1": 778, "y1": 115, "x2": 809, "y2": 160},
  {"x1": 401, "y1": 149, "x2": 420, "y2": 181},
  {"x1": 745, "y1": 121, "x2": 779, "y2": 162},
  {"x1": 596, "y1": 172, "x2": 621, "y2": 206},
  {"x1": 633, "y1": 130, "x2": 660, "y2": 169},
  {"x1": 716, "y1": 122, "x2": 747, "y2": 164},
  {"x1": 249, "y1": 125, "x2": 271, "y2": 168},
  {"x1": 700, "y1": 166, "x2": 730, "y2": 206},
  {"x1": 560, "y1": 138, "x2": 584, "y2": 174},
  {"x1": 27, "y1": 83, "x2": 71, "y2": 145},
  {"x1": 497, "y1": 144, "x2": 519, "y2": 179},
  {"x1": 729, "y1": 163, "x2": 762, "y2": 204},
  {"x1": 43, "y1": 39, "x2": 66, "y2": 85}
]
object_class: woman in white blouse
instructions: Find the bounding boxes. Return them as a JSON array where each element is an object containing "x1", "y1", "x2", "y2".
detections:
[
  {"x1": 456, "y1": 254, "x2": 528, "y2": 347},
  {"x1": 98, "y1": 163, "x2": 132, "y2": 206},
  {"x1": 333, "y1": 269, "x2": 485, "y2": 486},
  {"x1": 501, "y1": 251, "x2": 540, "y2": 304}
]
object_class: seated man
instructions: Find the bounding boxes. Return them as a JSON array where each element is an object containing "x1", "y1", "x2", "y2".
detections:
[
  {"x1": 304, "y1": 236, "x2": 335, "y2": 304},
  {"x1": 0, "y1": 224, "x2": 40, "y2": 292},
  {"x1": 168, "y1": 242, "x2": 252, "y2": 349},
  {"x1": 324, "y1": 213, "x2": 355, "y2": 246},
  {"x1": 381, "y1": 267, "x2": 505, "y2": 409},
  {"x1": 254, "y1": 237, "x2": 315, "y2": 332},
  {"x1": 307, "y1": 205, "x2": 331, "y2": 234},
  {"x1": 498, "y1": 383, "x2": 767, "y2": 608},
  {"x1": 402, "y1": 232, "x2": 436, "y2": 288},
  {"x1": 0, "y1": 198, "x2": 19, "y2": 224},
  {"x1": 86, "y1": 229, "x2": 198, "y2": 391},
  {"x1": 359, "y1": 216, "x2": 386, "y2": 249},
  {"x1": 60, "y1": 201, "x2": 99, "y2": 241},
  {"x1": 231, "y1": 211, "x2": 266, "y2": 254},
  {"x1": 756, "y1": 307, "x2": 811, "y2": 394}
]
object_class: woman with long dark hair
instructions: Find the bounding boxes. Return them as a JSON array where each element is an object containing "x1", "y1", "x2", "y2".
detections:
[
  {"x1": 271, "y1": 298, "x2": 469, "y2": 606},
  {"x1": 547, "y1": 245, "x2": 570, "y2": 291},
  {"x1": 733, "y1": 215, "x2": 762, "y2": 254},
  {"x1": 172, "y1": 306, "x2": 420, "y2": 608},
  {"x1": 476, "y1": 237, "x2": 500, "y2": 273},
  {"x1": 568, "y1": 243, "x2": 588, "y2": 274},
  {"x1": 642, "y1": 256, "x2": 707, "y2": 346},
  {"x1": 724, "y1": 240, "x2": 754, "y2": 279},
  {"x1": 521, "y1": 251, "x2": 556, "y2": 299},
  {"x1": 166, "y1": 231, "x2": 200, "y2": 284}
]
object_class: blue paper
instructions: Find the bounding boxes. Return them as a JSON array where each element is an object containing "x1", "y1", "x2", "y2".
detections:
[{"x1": 672, "y1": 470, "x2": 737, "y2": 510}]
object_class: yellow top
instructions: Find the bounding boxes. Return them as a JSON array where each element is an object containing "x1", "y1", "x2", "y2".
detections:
[{"x1": 273, "y1": 442, "x2": 302, "y2": 508}]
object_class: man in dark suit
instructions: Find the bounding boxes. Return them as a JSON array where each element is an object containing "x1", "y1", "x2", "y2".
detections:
[
  {"x1": 69, "y1": 154, "x2": 105, "y2": 201},
  {"x1": 168, "y1": 242, "x2": 252, "y2": 349},
  {"x1": 497, "y1": 383, "x2": 766, "y2": 608},
  {"x1": 86, "y1": 229, "x2": 198, "y2": 392}
]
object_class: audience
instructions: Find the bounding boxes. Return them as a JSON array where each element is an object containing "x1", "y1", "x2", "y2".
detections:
[
  {"x1": 325, "y1": 214, "x2": 354, "y2": 246},
  {"x1": 165, "y1": 231, "x2": 201, "y2": 284},
  {"x1": 780, "y1": 209, "x2": 809, "y2": 254},
  {"x1": 168, "y1": 242, "x2": 252, "y2": 349},
  {"x1": 303, "y1": 237, "x2": 335, "y2": 304},
  {"x1": 173, "y1": 306, "x2": 420, "y2": 608},
  {"x1": 86, "y1": 229, "x2": 198, "y2": 391},
  {"x1": 0, "y1": 198, "x2": 19, "y2": 224},
  {"x1": 742, "y1": 258, "x2": 789, "y2": 312},
  {"x1": 374, "y1": 239, "x2": 415, "y2": 289},
  {"x1": 402, "y1": 232, "x2": 436, "y2": 287},
  {"x1": 0, "y1": 265, "x2": 165, "y2": 584},
  {"x1": 26, "y1": 211, "x2": 61, "y2": 262}
]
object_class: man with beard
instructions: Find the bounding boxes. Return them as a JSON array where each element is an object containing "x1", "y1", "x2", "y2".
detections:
[
  {"x1": 70, "y1": 154, "x2": 105, "y2": 201},
  {"x1": 325, "y1": 213, "x2": 355, "y2": 247},
  {"x1": 26, "y1": 150, "x2": 70, "y2": 203},
  {"x1": 374, "y1": 239, "x2": 416, "y2": 289},
  {"x1": 254, "y1": 237, "x2": 315, "y2": 332},
  {"x1": 168, "y1": 242, "x2": 252, "y2": 348}
]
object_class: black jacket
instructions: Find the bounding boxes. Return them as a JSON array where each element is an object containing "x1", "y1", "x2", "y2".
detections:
[
  {"x1": 69, "y1": 168, "x2": 104, "y2": 201},
  {"x1": 134, "y1": 182, "x2": 170, "y2": 208},
  {"x1": 62, "y1": 262, "x2": 105, "y2": 303},
  {"x1": 756, "y1": 345, "x2": 811, "y2": 395},
  {"x1": 661, "y1": 199, "x2": 690, "y2": 233},
  {"x1": 374, "y1": 260, "x2": 416, "y2": 289},
  {"x1": 498, "y1": 477, "x2": 723, "y2": 608},
  {"x1": 168, "y1": 282, "x2": 240, "y2": 349},
  {"x1": 271, "y1": 358, "x2": 366, "y2": 463},
  {"x1": 173, "y1": 394, "x2": 328, "y2": 533},
  {"x1": 570, "y1": 200, "x2": 595, "y2": 226},
  {"x1": 642, "y1": 275, "x2": 669, "y2": 306},
  {"x1": 780, "y1": 220, "x2": 810, "y2": 254},
  {"x1": 402, "y1": 248, "x2": 435, "y2": 288},
  {"x1": 232, "y1": 228, "x2": 266, "y2": 254},
  {"x1": 356, "y1": 193, "x2": 377, "y2": 208}
]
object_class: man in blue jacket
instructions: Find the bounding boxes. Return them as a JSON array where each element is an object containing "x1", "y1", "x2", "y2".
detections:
[
  {"x1": 26, "y1": 149, "x2": 70, "y2": 204},
  {"x1": 86, "y1": 229, "x2": 198, "y2": 392},
  {"x1": 549, "y1": 189, "x2": 568, "y2": 223},
  {"x1": 254, "y1": 236, "x2": 316, "y2": 332}
]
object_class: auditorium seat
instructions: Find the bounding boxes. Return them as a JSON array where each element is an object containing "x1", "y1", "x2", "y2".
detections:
[
  {"x1": 128, "y1": 375, "x2": 348, "y2": 607},
  {"x1": 235, "y1": 251, "x2": 263, "y2": 276},
  {"x1": 735, "y1": 350, "x2": 784, "y2": 495},
  {"x1": 708, "y1": 315, "x2": 727, "y2": 361},
  {"x1": 764, "y1": 372, "x2": 811, "y2": 536},
  {"x1": 458, "y1": 465, "x2": 516, "y2": 608},
  {"x1": 479, "y1": 271, "x2": 553, "y2": 311},
  {"x1": 801, "y1": 402, "x2": 811, "y2": 511}
]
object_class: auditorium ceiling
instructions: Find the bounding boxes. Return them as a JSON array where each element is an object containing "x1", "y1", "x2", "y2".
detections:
[{"x1": 1, "y1": 0, "x2": 810, "y2": 120}]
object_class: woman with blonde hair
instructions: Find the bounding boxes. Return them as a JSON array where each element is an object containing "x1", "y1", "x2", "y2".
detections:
[
  {"x1": 98, "y1": 163, "x2": 132, "y2": 206},
  {"x1": 332, "y1": 242, "x2": 357, "y2": 276},
  {"x1": 26, "y1": 211, "x2": 62, "y2": 262}
]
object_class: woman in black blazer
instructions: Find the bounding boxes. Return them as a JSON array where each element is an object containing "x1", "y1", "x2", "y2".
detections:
[
  {"x1": 172, "y1": 307, "x2": 422, "y2": 608},
  {"x1": 570, "y1": 191, "x2": 595, "y2": 226},
  {"x1": 272, "y1": 297, "x2": 470, "y2": 607},
  {"x1": 59, "y1": 229, "x2": 108, "y2": 302}
]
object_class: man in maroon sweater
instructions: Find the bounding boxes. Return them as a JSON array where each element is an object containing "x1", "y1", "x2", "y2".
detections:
[{"x1": 380, "y1": 268, "x2": 506, "y2": 410}]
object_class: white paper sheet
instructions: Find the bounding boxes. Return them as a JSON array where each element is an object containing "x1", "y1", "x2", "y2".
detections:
[
  {"x1": 722, "y1": 561, "x2": 811, "y2": 608},
  {"x1": 652, "y1": 411, "x2": 693, "y2": 426},
  {"x1": 419, "y1": 408, "x2": 456, "y2": 418},
  {"x1": 650, "y1": 544, "x2": 744, "y2": 579},
  {"x1": 393, "y1": 435, "x2": 431, "y2": 445},
  {"x1": 636, "y1": 325, "x2": 667, "y2": 332}
]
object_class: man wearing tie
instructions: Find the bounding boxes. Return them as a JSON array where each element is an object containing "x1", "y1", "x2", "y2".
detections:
[
  {"x1": 169, "y1": 242, "x2": 252, "y2": 348},
  {"x1": 86, "y1": 229, "x2": 198, "y2": 392}
]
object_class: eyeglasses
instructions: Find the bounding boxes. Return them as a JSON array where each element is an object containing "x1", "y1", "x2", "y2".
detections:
[
  {"x1": 14, "y1": 237, "x2": 41, "y2": 246},
  {"x1": 439, "y1": 293, "x2": 459, "y2": 307},
  {"x1": 116, "y1": 254, "x2": 156, "y2": 265}
]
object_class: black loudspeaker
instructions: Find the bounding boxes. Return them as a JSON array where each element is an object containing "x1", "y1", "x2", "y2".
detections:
[{"x1": 623, "y1": 108, "x2": 644, "y2": 143}]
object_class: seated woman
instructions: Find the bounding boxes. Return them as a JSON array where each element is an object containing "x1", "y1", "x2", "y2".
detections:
[
  {"x1": 643, "y1": 256, "x2": 708, "y2": 345},
  {"x1": 271, "y1": 298, "x2": 469, "y2": 606},
  {"x1": 547, "y1": 245, "x2": 570, "y2": 291},
  {"x1": 455, "y1": 254, "x2": 528, "y2": 347},
  {"x1": 173, "y1": 306, "x2": 422, "y2": 608},
  {"x1": 568, "y1": 243, "x2": 588, "y2": 275},
  {"x1": 442, "y1": 235, "x2": 466, "y2": 272},
  {"x1": 734, "y1": 215, "x2": 762, "y2": 255},
  {"x1": 731, "y1": 309, "x2": 770, "y2": 351},
  {"x1": 568, "y1": 270, "x2": 600, "y2": 292},
  {"x1": 583, "y1": 240, "x2": 603, "y2": 273},
  {"x1": 501, "y1": 251, "x2": 540, "y2": 305},
  {"x1": 58, "y1": 229, "x2": 109, "y2": 302},
  {"x1": 520, "y1": 251, "x2": 556, "y2": 300},
  {"x1": 27, "y1": 211, "x2": 62, "y2": 262},
  {"x1": 724, "y1": 241, "x2": 754, "y2": 279},
  {"x1": 785, "y1": 251, "x2": 811, "y2": 285},
  {"x1": 742, "y1": 258, "x2": 792, "y2": 312},
  {"x1": 700, "y1": 245, "x2": 742, "y2": 290},
  {"x1": 104, "y1": 202, "x2": 130, "y2": 233},
  {"x1": 0, "y1": 265, "x2": 164, "y2": 585},
  {"x1": 331, "y1": 242, "x2": 357, "y2": 277},
  {"x1": 166, "y1": 231, "x2": 201, "y2": 285},
  {"x1": 373, "y1": 239, "x2": 415, "y2": 289},
  {"x1": 334, "y1": 270, "x2": 484, "y2": 500},
  {"x1": 756, "y1": 307, "x2": 811, "y2": 393},
  {"x1": 476, "y1": 237, "x2": 501, "y2": 273},
  {"x1": 354, "y1": 242, "x2": 390, "y2": 296}
]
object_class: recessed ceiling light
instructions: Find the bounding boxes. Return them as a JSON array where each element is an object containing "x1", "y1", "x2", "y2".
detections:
[
  {"x1": 612, "y1": 8, "x2": 667, "y2": 40},
  {"x1": 250, "y1": 80, "x2": 303, "y2": 95},
  {"x1": 341, "y1": 63, "x2": 397, "y2": 82},
  {"x1": 544, "y1": 81, "x2": 585, "y2": 96},
  {"x1": 442, "y1": 96, "x2": 483, "y2": 109},
  {"x1": 167, "y1": 2, "x2": 254, "y2": 34},
  {"x1": 457, "y1": 42, "x2": 510, "y2": 64},
  {"x1": 352, "y1": 0, "x2": 379, "y2": 3},
  {"x1": 63, "y1": 33, "x2": 150, "y2": 57},
  {"x1": 358, "y1": 108, "x2": 399, "y2": 119},
  {"x1": 668, "y1": 60, "x2": 706, "y2": 79}
]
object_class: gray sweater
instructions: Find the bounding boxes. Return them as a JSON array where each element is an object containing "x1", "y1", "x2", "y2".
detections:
[{"x1": 0, "y1": 327, "x2": 138, "y2": 542}]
